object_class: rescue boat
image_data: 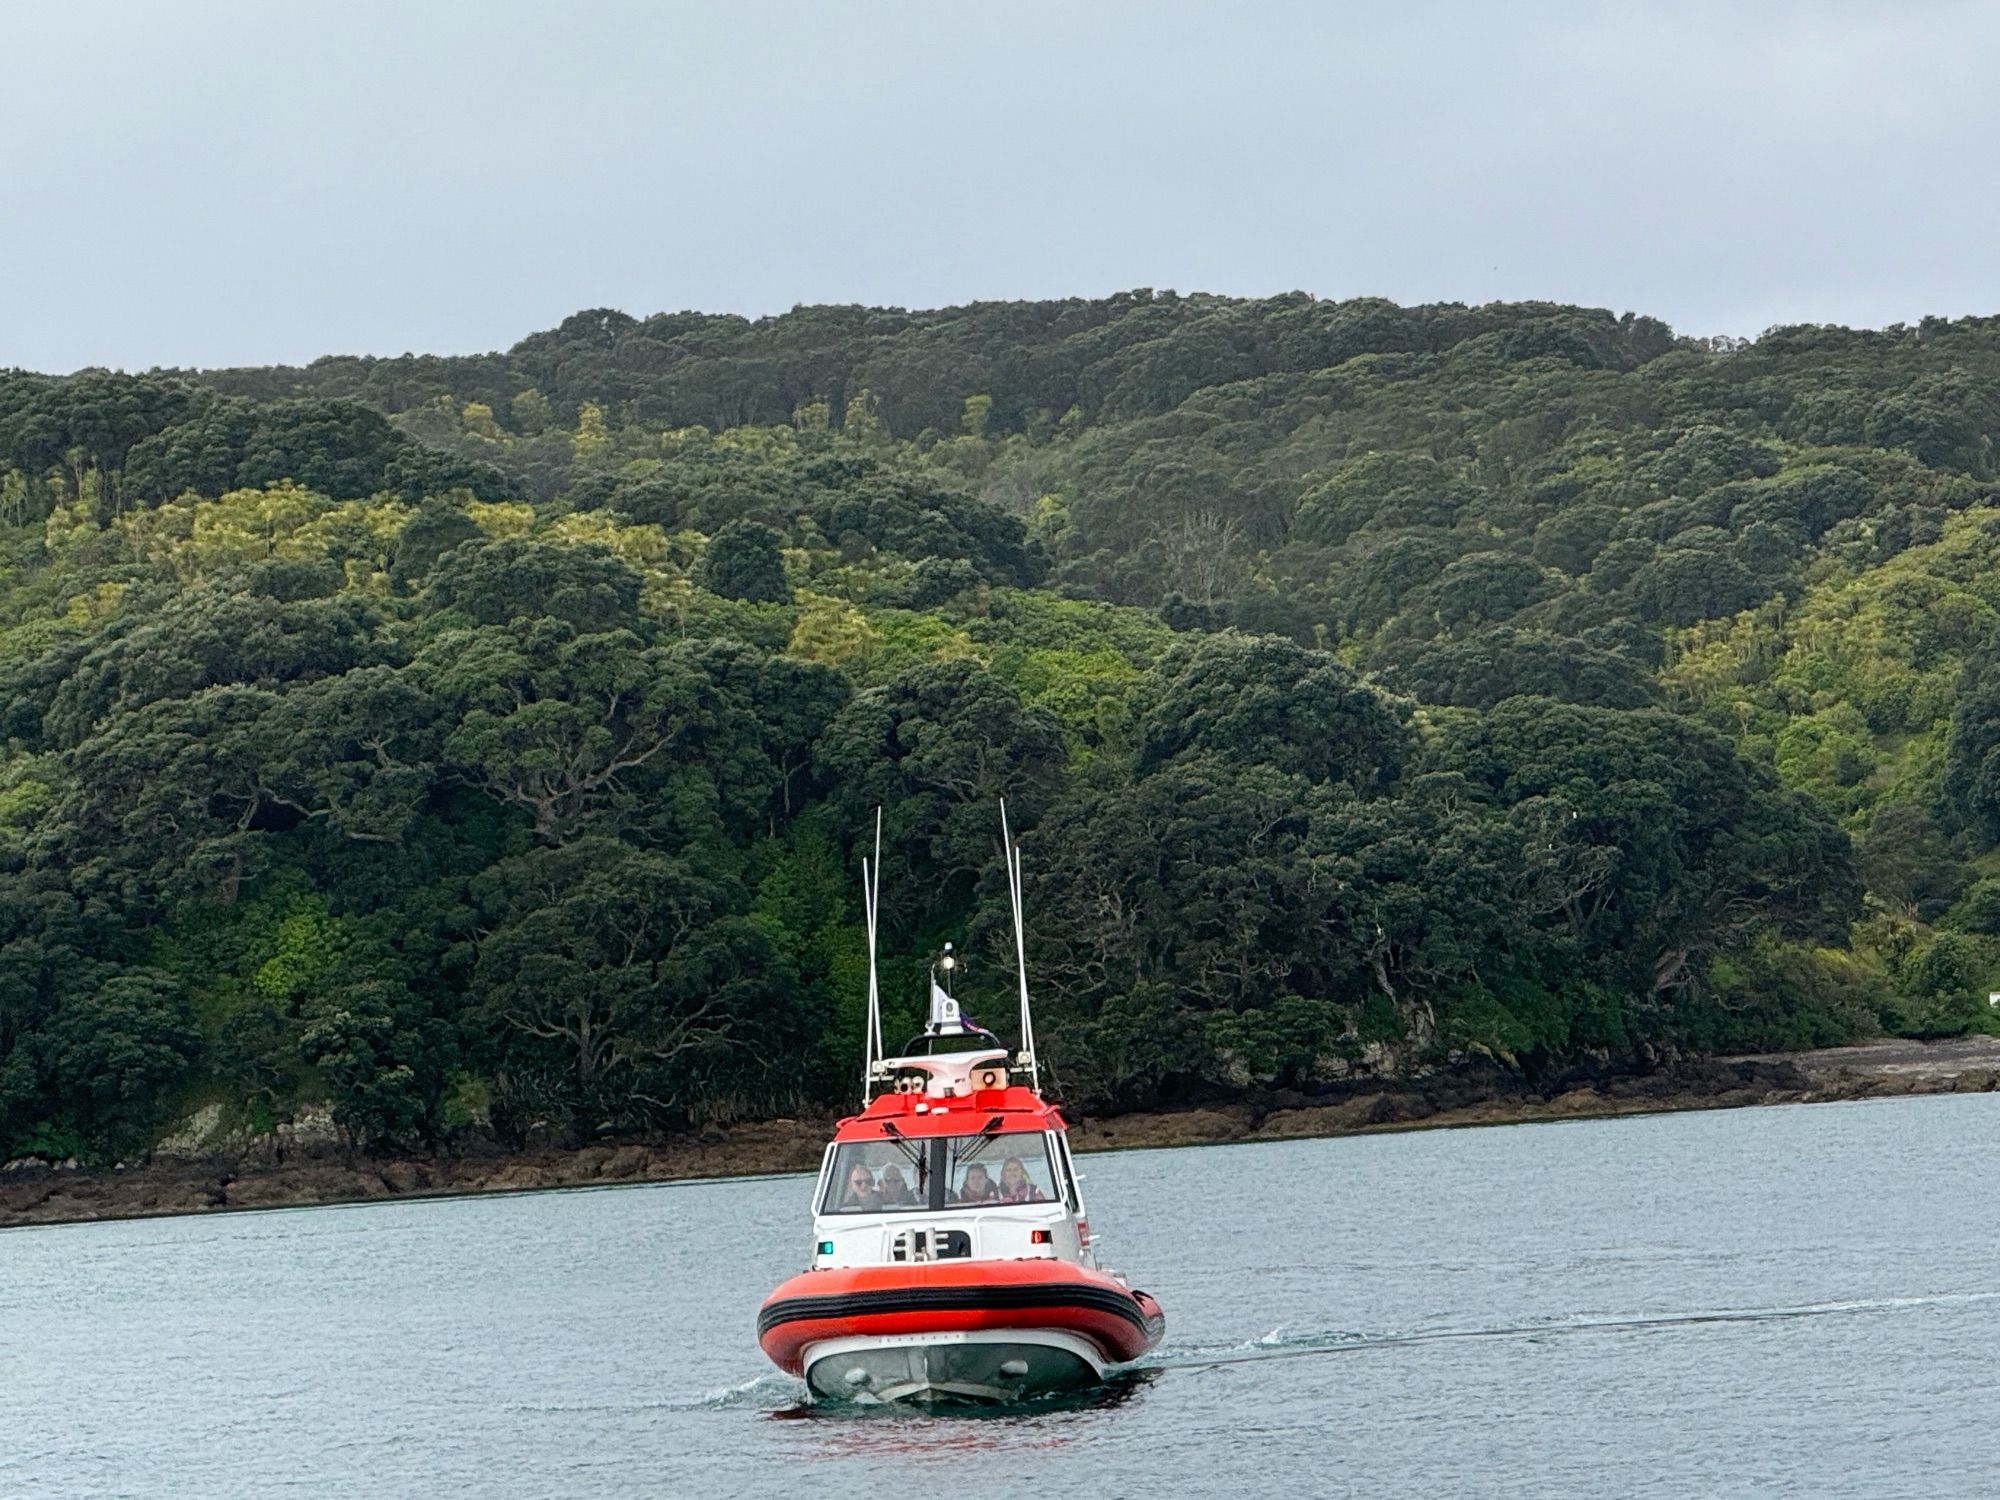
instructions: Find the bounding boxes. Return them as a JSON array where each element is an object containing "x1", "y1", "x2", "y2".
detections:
[{"x1": 757, "y1": 808, "x2": 1165, "y2": 1403}]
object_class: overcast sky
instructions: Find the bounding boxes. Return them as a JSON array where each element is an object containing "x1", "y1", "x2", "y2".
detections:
[{"x1": 2, "y1": 1, "x2": 1994, "y2": 373}]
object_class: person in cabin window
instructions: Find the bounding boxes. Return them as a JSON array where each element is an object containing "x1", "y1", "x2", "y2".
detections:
[
  {"x1": 955, "y1": 1164, "x2": 998, "y2": 1203},
  {"x1": 876, "y1": 1164, "x2": 917, "y2": 1207},
  {"x1": 997, "y1": 1156, "x2": 1047, "y2": 1202},
  {"x1": 839, "y1": 1163, "x2": 881, "y2": 1211}
]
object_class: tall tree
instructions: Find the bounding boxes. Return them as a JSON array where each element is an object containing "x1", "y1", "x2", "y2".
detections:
[{"x1": 697, "y1": 519, "x2": 793, "y2": 603}]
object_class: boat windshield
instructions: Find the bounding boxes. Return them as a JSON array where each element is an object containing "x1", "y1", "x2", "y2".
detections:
[
  {"x1": 823, "y1": 1139, "x2": 932, "y2": 1214},
  {"x1": 944, "y1": 1133, "x2": 1057, "y2": 1205},
  {"x1": 821, "y1": 1134, "x2": 1060, "y2": 1214}
]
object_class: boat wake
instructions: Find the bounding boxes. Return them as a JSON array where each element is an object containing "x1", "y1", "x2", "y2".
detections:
[
  {"x1": 671, "y1": 1373, "x2": 809, "y2": 1411},
  {"x1": 1133, "y1": 1288, "x2": 2000, "y2": 1372},
  {"x1": 717, "y1": 1288, "x2": 2000, "y2": 1417},
  {"x1": 484, "y1": 1371, "x2": 808, "y2": 1417}
]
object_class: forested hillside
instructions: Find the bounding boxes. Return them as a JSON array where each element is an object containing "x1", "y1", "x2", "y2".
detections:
[{"x1": 5, "y1": 291, "x2": 2000, "y2": 1161}]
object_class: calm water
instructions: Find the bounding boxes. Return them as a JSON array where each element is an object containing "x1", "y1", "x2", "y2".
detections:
[{"x1": 4, "y1": 1094, "x2": 1998, "y2": 1498}]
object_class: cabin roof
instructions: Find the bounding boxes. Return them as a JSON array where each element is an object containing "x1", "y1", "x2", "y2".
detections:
[{"x1": 830, "y1": 1085, "x2": 1067, "y2": 1142}]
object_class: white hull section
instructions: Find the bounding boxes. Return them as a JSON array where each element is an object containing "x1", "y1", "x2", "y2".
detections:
[{"x1": 803, "y1": 1327, "x2": 1107, "y2": 1403}]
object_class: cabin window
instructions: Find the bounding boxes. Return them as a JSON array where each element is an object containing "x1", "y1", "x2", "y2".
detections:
[
  {"x1": 820, "y1": 1133, "x2": 1062, "y2": 1213},
  {"x1": 941, "y1": 1133, "x2": 1058, "y2": 1207},
  {"x1": 1050, "y1": 1131, "x2": 1081, "y2": 1214},
  {"x1": 821, "y1": 1140, "x2": 931, "y2": 1214}
]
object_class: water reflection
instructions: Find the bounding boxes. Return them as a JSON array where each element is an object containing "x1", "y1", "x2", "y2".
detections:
[{"x1": 766, "y1": 1368, "x2": 1157, "y2": 1431}]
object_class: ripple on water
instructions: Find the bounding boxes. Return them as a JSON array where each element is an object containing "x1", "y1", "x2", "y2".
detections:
[{"x1": 3, "y1": 1092, "x2": 1998, "y2": 1498}]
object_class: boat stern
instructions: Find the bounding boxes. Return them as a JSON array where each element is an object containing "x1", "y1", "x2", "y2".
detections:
[{"x1": 802, "y1": 1327, "x2": 1106, "y2": 1404}]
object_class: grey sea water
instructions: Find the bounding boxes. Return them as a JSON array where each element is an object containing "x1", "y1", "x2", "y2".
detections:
[{"x1": 4, "y1": 1093, "x2": 1997, "y2": 1499}]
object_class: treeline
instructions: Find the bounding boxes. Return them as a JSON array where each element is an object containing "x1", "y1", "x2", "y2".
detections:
[
  {"x1": 2, "y1": 290, "x2": 1999, "y2": 1162},
  {"x1": 179, "y1": 295, "x2": 1680, "y2": 442}
]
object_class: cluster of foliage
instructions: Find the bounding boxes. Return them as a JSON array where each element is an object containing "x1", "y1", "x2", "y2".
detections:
[{"x1": 4, "y1": 290, "x2": 2000, "y2": 1160}]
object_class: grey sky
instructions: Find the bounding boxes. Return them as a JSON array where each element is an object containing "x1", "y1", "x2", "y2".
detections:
[{"x1": 3, "y1": 1, "x2": 1995, "y2": 373}]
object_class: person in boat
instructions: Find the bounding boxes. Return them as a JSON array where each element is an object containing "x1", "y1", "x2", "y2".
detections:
[
  {"x1": 876, "y1": 1164, "x2": 917, "y2": 1207},
  {"x1": 997, "y1": 1156, "x2": 1047, "y2": 1203},
  {"x1": 955, "y1": 1163, "x2": 999, "y2": 1203},
  {"x1": 838, "y1": 1163, "x2": 881, "y2": 1211}
]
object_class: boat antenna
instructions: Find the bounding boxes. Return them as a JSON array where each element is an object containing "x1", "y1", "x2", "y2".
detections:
[
  {"x1": 1000, "y1": 799, "x2": 1040, "y2": 1092},
  {"x1": 861, "y1": 807, "x2": 884, "y2": 1101}
]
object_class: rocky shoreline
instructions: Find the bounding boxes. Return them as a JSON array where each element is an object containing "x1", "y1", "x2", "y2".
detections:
[{"x1": 5, "y1": 1035, "x2": 1998, "y2": 1230}]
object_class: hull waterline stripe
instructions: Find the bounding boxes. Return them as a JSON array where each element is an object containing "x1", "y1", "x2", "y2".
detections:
[{"x1": 758, "y1": 1282, "x2": 1162, "y2": 1340}]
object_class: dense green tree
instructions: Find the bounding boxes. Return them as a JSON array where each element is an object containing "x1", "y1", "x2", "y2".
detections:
[
  {"x1": 43, "y1": 970, "x2": 198, "y2": 1149},
  {"x1": 425, "y1": 536, "x2": 642, "y2": 632},
  {"x1": 1294, "y1": 452, "x2": 1482, "y2": 545},
  {"x1": 468, "y1": 837, "x2": 791, "y2": 1128},
  {"x1": 806, "y1": 465, "x2": 1041, "y2": 587},
  {"x1": 118, "y1": 395, "x2": 510, "y2": 505},
  {"x1": 40, "y1": 588, "x2": 382, "y2": 752},
  {"x1": 62, "y1": 687, "x2": 295, "y2": 902},
  {"x1": 419, "y1": 622, "x2": 740, "y2": 844},
  {"x1": 738, "y1": 651, "x2": 852, "y2": 819},
  {"x1": 1862, "y1": 375, "x2": 1993, "y2": 474},
  {"x1": 1302, "y1": 774, "x2": 1566, "y2": 1054},
  {"x1": 1137, "y1": 633, "x2": 1409, "y2": 791},
  {"x1": 268, "y1": 667, "x2": 442, "y2": 845},
  {"x1": 390, "y1": 497, "x2": 483, "y2": 590},
  {"x1": 1897, "y1": 931, "x2": 1996, "y2": 1034},
  {"x1": 1945, "y1": 634, "x2": 2000, "y2": 842},
  {"x1": 1943, "y1": 878, "x2": 2000, "y2": 937},
  {"x1": 0, "y1": 870, "x2": 117, "y2": 1153},
  {"x1": 1641, "y1": 425, "x2": 1781, "y2": 493},
  {"x1": 1418, "y1": 552, "x2": 1562, "y2": 634},
  {"x1": 1530, "y1": 503, "x2": 1620, "y2": 574},
  {"x1": 1372, "y1": 627, "x2": 1657, "y2": 709},
  {"x1": 1858, "y1": 805, "x2": 1971, "y2": 922},
  {"x1": 1023, "y1": 757, "x2": 1317, "y2": 1104},
  {"x1": 1335, "y1": 532, "x2": 1463, "y2": 633},
  {"x1": 0, "y1": 371, "x2": 199, "y2": 514},
  {"x1": 299, "y1": 972, "x2": 460, "y2": 1151},
  {"x1": 1438, "y1": 699, "x2": 1861, "y2": 1003},
  {"x1": 1628, "y1": 535, "x2": 1766, "y2": 627},
  {"x1": 816, "y1": 658, "x2": 1066, "y2": 914},
  {"x1": 697, "y1": 519, "x2": 793, "y2": 603}
]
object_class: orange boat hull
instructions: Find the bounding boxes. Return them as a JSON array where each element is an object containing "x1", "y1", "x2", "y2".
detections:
[{"x1": 757, "y1": 1258, "x2": 1165, "y2": 1375}]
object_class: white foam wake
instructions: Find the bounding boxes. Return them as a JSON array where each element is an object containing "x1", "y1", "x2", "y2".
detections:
[{"x1": 1135, "y1": 1288, "x2": 2000, "y2": 1372}]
